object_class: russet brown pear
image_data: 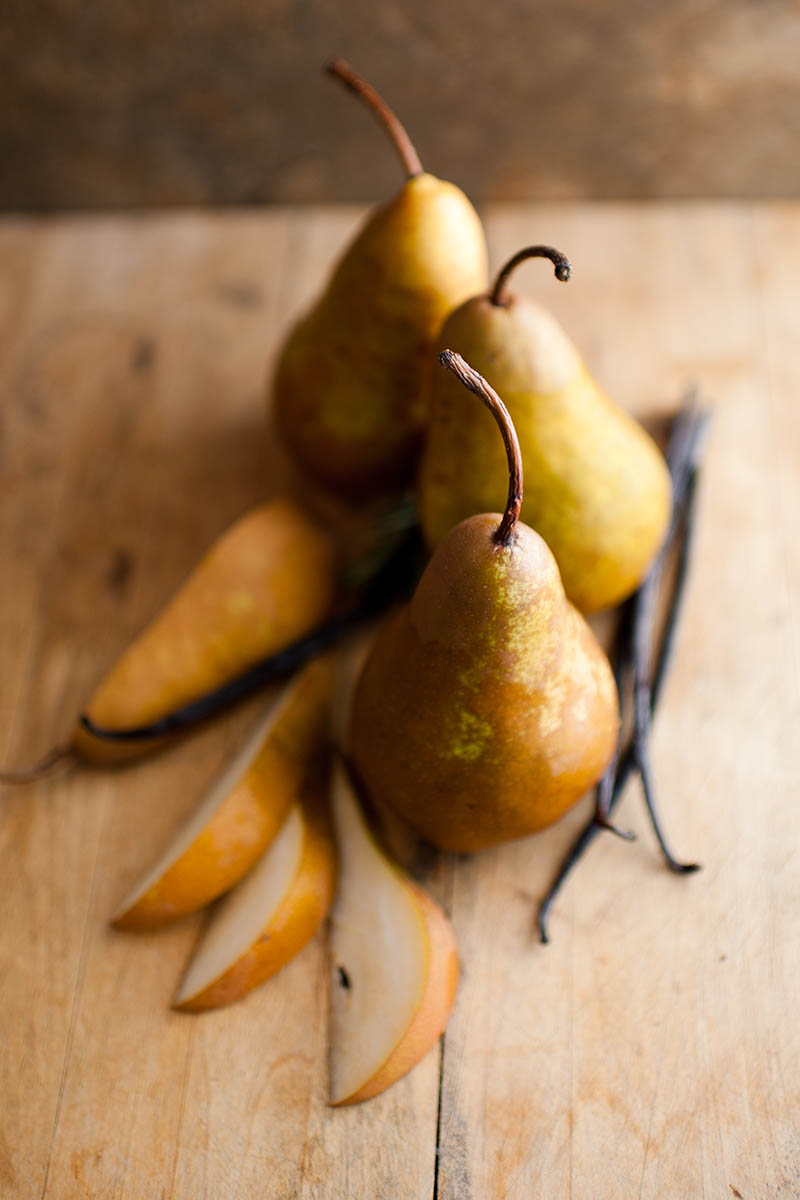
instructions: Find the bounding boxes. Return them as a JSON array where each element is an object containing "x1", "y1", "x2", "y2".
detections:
[
  {"x1": 274, "y1": 60, "x2": 487, "y2": 499},
  {"x1": 418, "y1": 246, "x2": 672, "y2": 613},
  {"x1": 349, "y1": 351, "x2": 619, "y2": 853}
]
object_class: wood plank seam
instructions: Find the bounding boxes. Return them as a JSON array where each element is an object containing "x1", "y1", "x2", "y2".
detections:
[{"x1": 38, "y1": 793, "x2": 110, "y2": 1199}]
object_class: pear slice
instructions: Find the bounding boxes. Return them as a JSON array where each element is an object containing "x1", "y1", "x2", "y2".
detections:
[
  {"x1": 112, "y1": 657, "x2": 333, "y2": 930},
  {"x1": 74, "y1": 498, "x2": 337, "y2": 765},
  {"x1": 173, "y1": 779, "x2": 336, "y2": 1012},
  {"x1": 329, "y1": 768, "x2": 459, "y2": 1106}
]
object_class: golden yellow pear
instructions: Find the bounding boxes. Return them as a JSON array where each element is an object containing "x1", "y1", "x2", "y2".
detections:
[
  {"x1": 350, "y1": 352, "x2": 619, "y2": 853},
  {"x1": 274, "y1": 60, "x2": 487, "y2": 499},
  {"x1": 418, "y1": 247, "x2": 672, "y2": 613}
]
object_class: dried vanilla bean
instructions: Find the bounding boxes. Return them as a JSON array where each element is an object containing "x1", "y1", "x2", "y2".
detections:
[
  {"x1": 79, "y1": 521, "x2": 425, "y2": 745},
  {"x1": 538, "y1": 395, "x2": 709, "y2": 943}
]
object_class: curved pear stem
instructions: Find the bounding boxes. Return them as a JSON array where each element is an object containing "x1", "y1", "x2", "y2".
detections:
[
  {"x1": 326, "y1": 59, "x2": 423, "y2": 179},
  {"x1": 489, "y1": 246, "x2": 572, "y2": 307},
  {"x1": 438, "y1": 350, "x2": 523, "y2": 547},
  {"x1": 0, "y1": 743, "x2": 78, "y2": 786}
]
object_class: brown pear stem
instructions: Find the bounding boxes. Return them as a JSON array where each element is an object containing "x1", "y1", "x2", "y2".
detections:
[
  {"x1": 326, "y1": 59, "x2": 423, "y2": 179},
  {"x1": 0, "y1": 743, "x2": 78, "y2": 785},
  {"x1": 489, "y1": 246, "x2": 572, "y2": 307},
  {"x1": 438, "y1": 350, "x2": 523, "y2": 547}
]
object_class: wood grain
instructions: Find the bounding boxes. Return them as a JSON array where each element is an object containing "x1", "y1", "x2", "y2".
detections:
[
  {"x1": 439, "y1": 204, "x2": 800, "y2": 1199},
  {"x1": 0, "y1": 203, "x2": 798, "y2": 1198},
  {"x1": 3, "y1": 3, "x2": 800, "y2": 208}
]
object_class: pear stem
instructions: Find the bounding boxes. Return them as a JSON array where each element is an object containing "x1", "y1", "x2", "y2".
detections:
[
  {"x1": 489, "y1": 246, "x2": 572, "y2": 307},
  {"x1": 326, "y1": 59, "x2": 423, "y2": 179},
  {"x1": 0, "y1": 743, "x2": 78, "y2": 786},
  {"x1": 438, "y1": 350, "x2": 523, "y2": 547}
]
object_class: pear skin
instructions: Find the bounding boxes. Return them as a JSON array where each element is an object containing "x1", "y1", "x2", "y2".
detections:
[
  {"x1": 349, "y1": 515, "x2": 619, "y2": 852},
  {"x1": 418, "y1": 254, "x2": 672, "y2": 613},
  {"x1": 274, "y1": 63, "x2": 487, "y2": 499},
  {"x1": 74, "y1": 499, "x2": 336, "y2": 764}
]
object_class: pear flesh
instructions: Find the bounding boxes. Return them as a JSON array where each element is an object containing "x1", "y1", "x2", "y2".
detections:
[
  {"x1": 329, "y1": 769, "x2": 459, "y2": 1105},
  {"x1": 349, "y1": 514, "x2": 619, "y2": 853},
  {"x1": 418, "y1": 295, "x2": 672, "y2": 613},
  {"x1": 275, "y1": 173, "x2": 487, "y2": 499}
]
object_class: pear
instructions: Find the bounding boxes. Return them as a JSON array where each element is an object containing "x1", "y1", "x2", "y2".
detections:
[
  {"x1": 350, "y1": 351, "x2": 619, "y2": 853},
  {"x1": 174, "y1": 765, "x2": 336, "y2": 1012},
  {"x1": 418, "y1": 246, "x2": 672, "y2": 613},
  {"x1": 112, "y1": 656, "x2": 334, "y2": 930},
  {"x1": 0, "y1": 498, "x2": 336, "y2": 781},
  {"x1": 69, "y1": 498, "x2": 336, "y2": 766},
  {"x1": 273, "y1": 59, "x2": 488, "y2": 500},
  {"x1": 328, "y1": 767, "x2": 458, "y2": 1105}
]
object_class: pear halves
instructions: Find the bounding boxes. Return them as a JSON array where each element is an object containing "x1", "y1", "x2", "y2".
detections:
[
  {"x1": 349, "y1": 352, "x2": 619, "y2": 853},
  {"x1": 73, "y1": 498, "x2": 336, "y2": 765},
  {"x1": 274, "y1": 61, "x2": 487, "y2": 499},
  {"x1": 418, "y1": 247, "x2": 672, "y2": 613}
]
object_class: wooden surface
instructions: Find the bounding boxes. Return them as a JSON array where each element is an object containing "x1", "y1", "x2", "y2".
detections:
[
  {"x1": 1, "y1": 202, "x2": 798, "y2": 1198},
  {"x1": 4, "y1": 3, "x2": 800, "y2": 210}
]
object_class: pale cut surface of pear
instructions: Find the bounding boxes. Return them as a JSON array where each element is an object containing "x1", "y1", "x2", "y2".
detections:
[
  {"x1": 112, "y1": 657, "x2": 334, "y2": 930},
  {"x1": 274, "y1": 173, "x2": 487, "y2": 499},
  {"x1": 74, "y1": 498, "x2": 336, "y2": 764},
  {"x1": 418, "y1": 295, "x2": 672, "y2": 613},
  {"x1": 174, "y1": 792, "x2": 336, "y2": 1012},
  {"x1": 329, "y1": 770, "x2": 458, "y2": 1106}
]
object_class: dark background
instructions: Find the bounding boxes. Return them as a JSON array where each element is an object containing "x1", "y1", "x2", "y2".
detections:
[{"x1": 2, "y1": 0, "x2": 799, "y2": 210}]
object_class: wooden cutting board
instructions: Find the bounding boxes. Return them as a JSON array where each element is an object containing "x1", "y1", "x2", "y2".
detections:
[{"x1": 1, "y1": 203, "x2": 798, "y2": 1199}]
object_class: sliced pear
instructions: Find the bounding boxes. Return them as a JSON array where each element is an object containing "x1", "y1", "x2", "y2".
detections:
[
  {"x1": 74, "y1": 497, "x2": 337, "y2": 765},
  {"x1": 112, "y1": 657, "x2": 333, "y2": 930},
  {"x1": 329, "y1": 768, "x2": 459, "y2": 1106},
  {"x1": 173, "y1": 779, "x2": 336, "y2": 1012}
]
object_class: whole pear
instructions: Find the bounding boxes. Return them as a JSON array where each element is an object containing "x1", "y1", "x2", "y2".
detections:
[
  {"x1": 418, "y1": 247, "x2": 672, "y2": 613},
  {"x1": 349, "y1": 352, "x2": 619, "y2": 853},
  {"x1": 274, "y1": 60, "x2": 487, "y2": 500}
]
